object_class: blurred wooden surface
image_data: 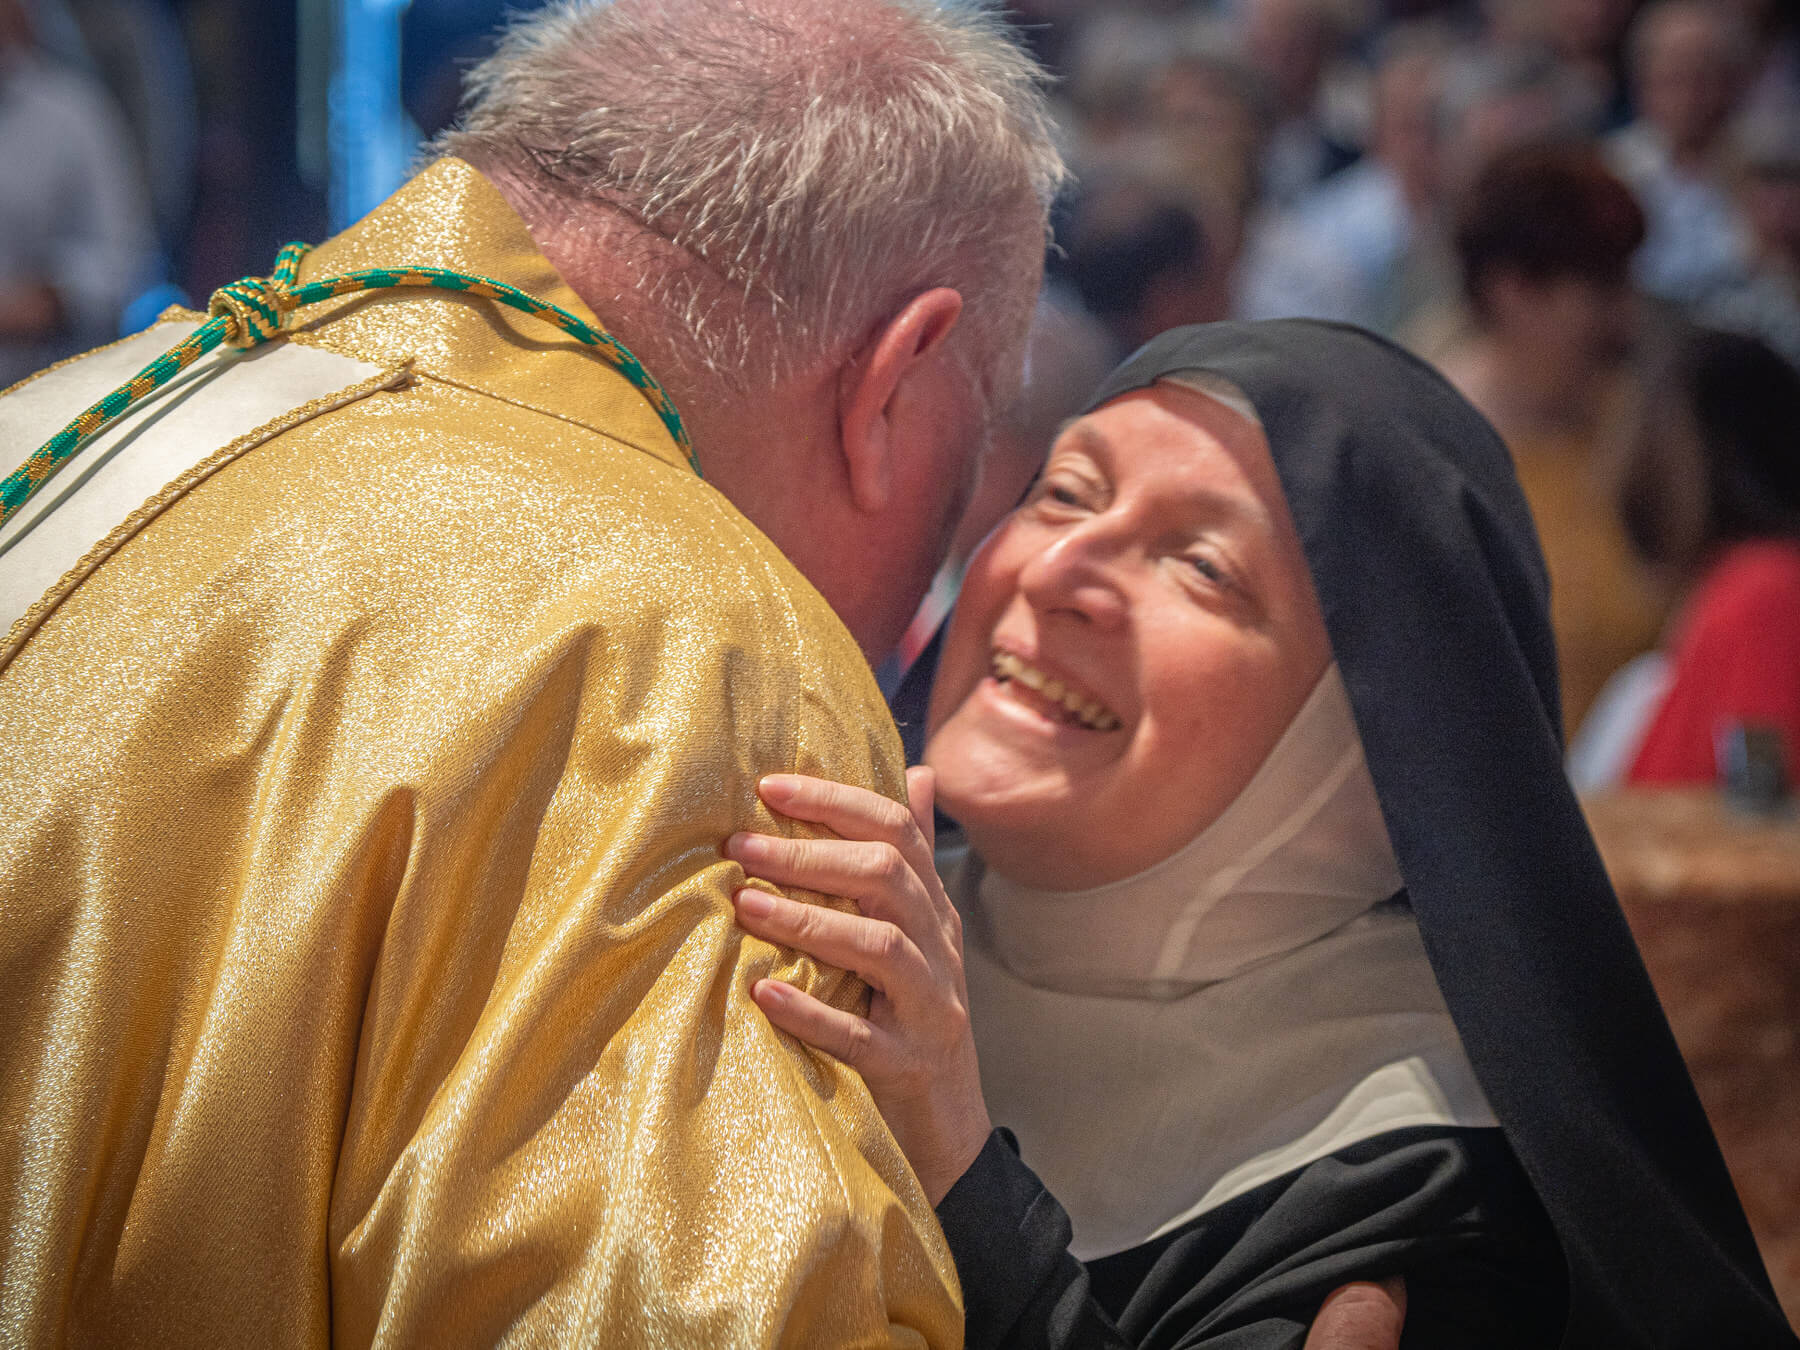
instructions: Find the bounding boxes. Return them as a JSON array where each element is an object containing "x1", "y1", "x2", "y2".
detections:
[
  {"x1": 1585, "y1": 788, "x2": 1800, "y2": 902},
  {"x1": 1584, "y1": 789, "x2": 1800, "y2": 1329}
]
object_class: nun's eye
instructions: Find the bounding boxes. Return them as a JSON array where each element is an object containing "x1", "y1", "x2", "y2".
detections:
[
  {"x1": 1178, "y1": 552, "x2": 1246, "y2": 602},
  {"x1": 1031, "y1": 475, "x2": 1092, "y2": 511}
]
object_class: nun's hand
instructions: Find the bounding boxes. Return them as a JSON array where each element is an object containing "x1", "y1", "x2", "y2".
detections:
[{"x1": 724, "y1": 767, "x2": 992, "y2": 1205}]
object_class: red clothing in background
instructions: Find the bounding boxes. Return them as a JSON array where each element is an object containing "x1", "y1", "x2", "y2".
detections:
[{"x1": 1629, "y1": 539, "x2": 1800, "y2": 784}]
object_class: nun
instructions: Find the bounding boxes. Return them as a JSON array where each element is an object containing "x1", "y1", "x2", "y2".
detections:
[{"x1": 724, "y1": 320, "x2": 1794, "y2": 1347}]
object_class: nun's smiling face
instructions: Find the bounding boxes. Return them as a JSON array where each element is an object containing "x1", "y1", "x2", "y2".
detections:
[{"x1": 924, "y1": 383, "x2": 1332, "y2": 890}]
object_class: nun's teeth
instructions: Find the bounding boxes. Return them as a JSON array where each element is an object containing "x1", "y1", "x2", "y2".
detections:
[{"x1": 988, "y1": 650, "x2": 1119, "y2": 731}]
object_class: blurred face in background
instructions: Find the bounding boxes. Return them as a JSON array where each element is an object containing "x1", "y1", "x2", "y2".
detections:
[
  {"x1": 1372, "y1": 49, "x2": 1446, "y2": 209},
  {"x1": 924, "y1": 384, "x2": 1332, "y2": 891},
  {"x1": 1488, "y1": 267, "x2": 1638, "y2": 376},
  {"x1": 1636, "y1": 4, "x2": 1747, "y2": 159},
  {"x1": 1243, "y1": 0, "x2": 1334, "y2": 116}
]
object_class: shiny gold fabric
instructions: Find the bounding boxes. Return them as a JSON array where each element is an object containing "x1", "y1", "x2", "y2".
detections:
[{"x1": 0, "y1": 160, "x2": 961, "y2": 1347}]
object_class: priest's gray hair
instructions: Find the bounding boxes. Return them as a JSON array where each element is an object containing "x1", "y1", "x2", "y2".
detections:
[{"x1": 437, "y1": 0, "x2": 1065, "y2": 400}]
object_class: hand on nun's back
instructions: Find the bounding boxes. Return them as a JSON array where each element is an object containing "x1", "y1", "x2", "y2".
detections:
[{"x1": 725, "y1": 768, "x2": 994, "y2": 1205}]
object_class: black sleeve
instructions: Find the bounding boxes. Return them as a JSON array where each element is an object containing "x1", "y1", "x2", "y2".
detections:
[
  {"x1": 937, "y1": 1130, "x2": 1132, "y2": 1348},
  {"x1": 934, "y1": 1126, "x2": 1566, "y2": 1350}
]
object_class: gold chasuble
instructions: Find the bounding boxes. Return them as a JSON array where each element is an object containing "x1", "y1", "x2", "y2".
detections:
[{"x1": 0, "y1": 160, "x2": 961, "y2": 1347}]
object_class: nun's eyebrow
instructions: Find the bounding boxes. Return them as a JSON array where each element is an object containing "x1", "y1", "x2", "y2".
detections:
[
  {"x1": 1054, "y1": 422, "x2": 1110, "y2": 460},
  {"x1": 1050, "y1": 420, "x2": 1266, "y2": 534}
]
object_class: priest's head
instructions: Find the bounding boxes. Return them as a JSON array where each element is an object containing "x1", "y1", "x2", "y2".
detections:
[{"x1": 437, "y1": 0, "x2": 1065, "y2": 661}]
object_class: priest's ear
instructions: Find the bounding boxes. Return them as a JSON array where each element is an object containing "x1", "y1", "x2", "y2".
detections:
[{"x1": 836, "y1": 288, "x2": 965, "y2": 515}]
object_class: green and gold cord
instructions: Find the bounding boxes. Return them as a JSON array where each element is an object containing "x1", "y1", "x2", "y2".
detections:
[{"x1": 1, "y1": 240, "x2": 698, "y2": 528}]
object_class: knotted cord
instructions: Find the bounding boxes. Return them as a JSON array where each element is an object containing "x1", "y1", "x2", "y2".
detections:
[{"x1": 1, "y1": 241, "x2": 697, "y2": 528}]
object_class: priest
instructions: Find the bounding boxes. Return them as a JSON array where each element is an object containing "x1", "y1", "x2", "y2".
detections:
[{"x1": 0, "y1": 1, "x2": 1061, "y2": 1342}]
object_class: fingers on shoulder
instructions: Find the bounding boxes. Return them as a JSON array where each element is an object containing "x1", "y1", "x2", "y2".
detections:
[
  {"x1": 735, "y1": 887, "x2": 914, "y2": 990},
  {"x1": 753, "y1": 979, "x2": 883, "y2": 1070},
  {"x1": 760, "y1": 774, "x2": 919, "y2": 847},
  {"x1": 730, "y1": 831, "x2": 918, "y2": 915}
]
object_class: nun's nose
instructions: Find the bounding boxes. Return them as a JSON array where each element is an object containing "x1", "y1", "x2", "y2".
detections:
[{"x1": 1016, "y1": 519, "x2": 1131, "y2": 628}]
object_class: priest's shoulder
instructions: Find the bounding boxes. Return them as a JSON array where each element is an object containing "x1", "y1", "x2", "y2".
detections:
[{"x1": 231, "y1": 374, "x2": 897, "y2": 767}]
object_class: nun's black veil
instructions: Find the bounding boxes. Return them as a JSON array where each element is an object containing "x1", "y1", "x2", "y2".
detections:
[{"x1": 896, "y1": 319, "x2": 1790, "y2": 1345}]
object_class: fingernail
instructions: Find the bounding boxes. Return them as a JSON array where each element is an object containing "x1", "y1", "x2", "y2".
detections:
[
  {"x1": 754, "y1": 978, "x2": 789, "y2": 1006},
  {"x1": 729, "y1": 832, "x2": 770, "y2": 862},
  {"x1": 736, "y1": 887, "x2": 776, "y2": 919},
  {"x1": 758, "y1": 774, "x2": 800, "y2": 797}
]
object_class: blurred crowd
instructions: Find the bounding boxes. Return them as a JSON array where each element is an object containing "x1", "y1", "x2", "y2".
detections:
[{"x1": 4, "y1": 0, "x2": 1798, "y2": 788}]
